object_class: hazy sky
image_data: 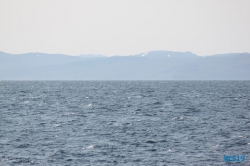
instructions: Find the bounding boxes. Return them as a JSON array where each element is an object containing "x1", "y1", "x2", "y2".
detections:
[{"x1": 0, "y1": 0, "x2": 250, "y2": 56}]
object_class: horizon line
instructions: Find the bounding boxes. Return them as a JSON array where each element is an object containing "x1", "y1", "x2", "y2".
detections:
[{"x1": 1, "y1": 50, "x2": 249, "y2": 57}]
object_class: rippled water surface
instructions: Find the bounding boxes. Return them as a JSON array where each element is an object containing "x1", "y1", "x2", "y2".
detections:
[{"x1": 1, "y1": 81, "x2": 250, "y2": 165}]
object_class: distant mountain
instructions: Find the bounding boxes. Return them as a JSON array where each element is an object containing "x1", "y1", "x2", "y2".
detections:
[
  {"x1": 0, "y1": 51, "x2": 249, "y2": 80},
  {"x1": 0, "y1": 51, "x2": 81, "y2": 69},
  {"x1": 79, "y1": 54, "x2": 107, "y2": 59}
]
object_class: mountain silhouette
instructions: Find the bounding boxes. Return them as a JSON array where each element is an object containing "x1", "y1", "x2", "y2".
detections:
[{"x1": 0, "y1": 51, "x2": 249, "y2": 80}]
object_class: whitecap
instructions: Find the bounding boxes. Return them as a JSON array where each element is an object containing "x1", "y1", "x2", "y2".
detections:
[
  {"x1": 212, "y1": 145, "x2": 219, "y2": 148},
  {"x1": 172, "y1": 117, "x2": 177, "y2": 120},
  {"x1": 87, "y1": 145, "x2": 94, "y2": 149}
]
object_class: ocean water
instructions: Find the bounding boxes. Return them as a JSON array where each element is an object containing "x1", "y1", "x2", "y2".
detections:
[{"x1": 0, "y1": 81, "x2": 250, "y2": 166}]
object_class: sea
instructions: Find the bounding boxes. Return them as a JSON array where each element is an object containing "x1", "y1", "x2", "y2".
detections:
[{"x1": 0, "y1": 81, "x2": 250, "y2": 166}]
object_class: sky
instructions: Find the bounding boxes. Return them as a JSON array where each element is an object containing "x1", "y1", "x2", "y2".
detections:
[{"x1": 0, "y1": 0, "x2": 250, "y2": 56}]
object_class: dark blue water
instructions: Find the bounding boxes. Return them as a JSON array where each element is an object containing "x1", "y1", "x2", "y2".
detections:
[{"x1": 1, "y1": 81, "x2": 250, "y2": 165}]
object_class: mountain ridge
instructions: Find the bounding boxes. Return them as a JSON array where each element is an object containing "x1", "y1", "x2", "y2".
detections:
[{"x1": 0, "y1": 51, "x2": 249, "y2": 80}]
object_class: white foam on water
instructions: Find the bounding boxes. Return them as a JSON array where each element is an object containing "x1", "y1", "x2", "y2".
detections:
[
  {"x1": 212, "y1": 145, "x2": 219, "y2": 148},
  {"x1": 172, "y1": 117, "x2": 177, "y2": 120},
  {"x1": 87, "y1": 145, "x2": 94, "y2": 149}
]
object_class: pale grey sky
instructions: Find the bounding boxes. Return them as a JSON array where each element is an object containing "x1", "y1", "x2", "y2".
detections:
[{"x1": 0, "y1": 0, "x2": 250, "y2": 56}]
